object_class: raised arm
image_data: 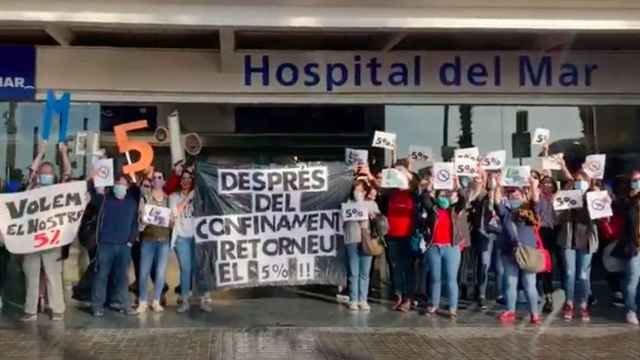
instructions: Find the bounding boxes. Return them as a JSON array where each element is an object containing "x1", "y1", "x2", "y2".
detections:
[
  {"x1": 28, "y1": 141, "x2": 47, "y2": 186},
  {"x1": 58, "y1": 143, "x2": 72, "y2": 182}
]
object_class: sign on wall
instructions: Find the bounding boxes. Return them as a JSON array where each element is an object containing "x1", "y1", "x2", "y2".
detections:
[
  {"x1": 193, "y1": 162, "x2": 351, "y2": 290},
  {"x1": 0, "y1": 46, "x2": 35, "y2": 100}
]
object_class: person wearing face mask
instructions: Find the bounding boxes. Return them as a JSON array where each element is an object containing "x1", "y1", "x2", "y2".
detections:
[
  {"x1": 135, "y1": 171, "x2": 172, "y2": 314},
  {"x1": 420, "y1": 182, "x2": 468, "y2": 318},
  {"x1": 19, "y1": 142, "x2": 71, "y2": 322},
  {"x1": 90, "y1": 173, "x2": 141, "y2": 317},
  {"x1": 468, "y1": 170, "x2": 504, "y2": 310},
  {"x1": 343, "y1": 180, "x2": 381, "y2": 311},
  {"x1": 493, "y1": 177, "x2": 542, "y2": 325},
  {"x1": 536, "y1": 175, "x2": 563, "y2": 313},
  {"x1": 556, "y1": 164, "x2": 599, "y2": 322},
  {"x1": 170, "y1": 170, "x2": 212, "y2": 313}
]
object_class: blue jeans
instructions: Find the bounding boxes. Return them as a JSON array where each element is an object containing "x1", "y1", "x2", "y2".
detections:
[
  {"x1": 426, "y1": 245, "x2": 461, "y2": 311},
  {"x1": 138, "y1": 240, "x2": 170, "y2": 303},
  {"x1": 92, "y1": 243, "x2": 132, "y2": 312},
  {"x1": 624, "y1": 253, "x2": 640, "y2": 312},
  {"x1": 503, "y1": 255, "x2": 538, "y2": 314},
  {"x1": 387, "y1": 238, "x2": 414, "y2": 297},
  {"x1": 175, "y1": 236, "x2": 196, "y2": 299},
  {"x1": 562, "y1": 248, "x2": 592, "y2": 306},
  {"x1": 475, "y1": 233, "x2": 503, "y2": 299},
  {"x1": 345, "y1": 243, "x2": 373, "y2": 304}
]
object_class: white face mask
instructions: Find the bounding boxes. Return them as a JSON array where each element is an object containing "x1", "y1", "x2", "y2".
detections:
[{"x1": 354, "y1": 192, "x2": 365, "y2": 202}]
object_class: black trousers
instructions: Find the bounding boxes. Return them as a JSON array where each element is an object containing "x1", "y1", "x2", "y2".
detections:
[{"x1": 537, "y1": 226, "x2": 564, "y2": 296}]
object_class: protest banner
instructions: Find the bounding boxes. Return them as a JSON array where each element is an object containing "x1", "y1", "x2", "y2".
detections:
[
  {"x1": 501, "y1": 166, "x2": 531, "y2": 187},
  {"x1": 480, "y1": 150, "x2": 506, "y2": 171},
  {"x1": 92, "y1": 158, "x2": 114, "y2": 188},
  {"x1": 380, "y1": 168, "x2": 409, "y2": 189},
  {"x1": 341, "y1": 202, "x2": 368, "y2": 222},
  {"x1": 532, "y1": 128, "x2": 550, "y2": 145},
  {"x1": 345, "y1": 148, "x2": 368, "y2": 166},
  {"x1": 433, "y1": 162, "x2": 455, "y2": 190},
  {"x1": 553, "y1": 190, "x2": 584, "y2": 211},
  {"x1": 142, "y1": 204, "x2": 172, "y2": 228},
  {"x1": 0, "y1": 181, "x2": 88, "y2": 254},
  {"x1": 586, "y1": 190, "x2": 613, "y2": 219},
  {"x1": 371, "y1": 131, "x2": 396, "y2": 150},
  {"x1": 583, "y1": 154, "x2": 606, "y2": 179},
  {"x1": 408, "y1": 145, "x2": 433, "y2": 170},
  {"x1": 194, "y1": 161, "x2": 351, "y2": 289}
]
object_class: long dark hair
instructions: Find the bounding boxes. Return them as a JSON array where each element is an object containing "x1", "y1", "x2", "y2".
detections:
[{"x1": 349, "y1": 179, "x2": 370, "y2": 201}]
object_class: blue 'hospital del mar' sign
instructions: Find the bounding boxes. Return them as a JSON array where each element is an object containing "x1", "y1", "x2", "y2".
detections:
[{"x1": 0, "y1": 46, "x2": 35, "y2": 100}]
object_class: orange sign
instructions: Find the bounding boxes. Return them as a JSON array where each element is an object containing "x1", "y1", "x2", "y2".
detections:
[{"x1": 113, "y1": 120, "x2": 154, "y2": 177}]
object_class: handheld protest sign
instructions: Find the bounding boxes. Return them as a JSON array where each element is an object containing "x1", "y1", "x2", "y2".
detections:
[
  {"x1": 41, "y1": 89, "x2": 71, "y2": 144},
  {"x1": 454, "y1": 147, "x2": 479, "y2": 177},
  {"x1": 433, "y1": 162, "x2": 455, "y2": 190},
  {"x1": 586, "y1": 190, "x2": 613, "y2": 219},
  {"x1": 532, "y1": 128, "x2": 550, "y2": 145},
  {"x1": 380, "y1": 168, "x2": 409, "y2": 189},
  {"x1": 583, "y1": 154, "x2": 606, "y2": 180},
  {"x1": 74, "y1": 131, "x2": 88, "y2": 156},
  {"x1": 408, "y1": 145, "x2": 433, "y2": 170},
  {"x1": 142, "y1": 204, "x2": 172, "y2": 228},
  {"x1": 372, "y1": 131, "x2": 396, "y2": 150},
  {"x1": 341, "y1": 202, "x2": 368, "y2": 222},
  {"x1": 501, "y1": 166, "x2": 531, "y2": 187},
  {"x1": 345, "y1": 148, "x2": 368, "y2": 166},
  {"x1": 92, "y1": 158, "x2": 114, "y2": 188},
  {"x1": 552, "y1": 190, "x2": 584, "y2": 211},
  {"x1": 480, "y1": 150, "x2": 506, "y2": 171},
  {"x1": 541, "y1": 153, "x2": 564, "y2": 170},
  {"x1": 0, "y1": 181, "x2": 88, "y2": 254},
  {"x1": 454, "y1": 147, "x2": 479, "y2": 162},
  {"x1": 113, "y1": 120, "x2": 154, "y2": 179}
]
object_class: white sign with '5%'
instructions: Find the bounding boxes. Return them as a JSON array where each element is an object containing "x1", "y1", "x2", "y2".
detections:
[{"x1": 341, "y1": 202, "x2": 369, "y2": 222}]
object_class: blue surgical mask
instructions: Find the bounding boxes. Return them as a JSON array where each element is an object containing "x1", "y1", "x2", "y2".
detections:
[
  {"x1": 632, "y1": 180, "x2": 640, "y2": 191},
  {"x1": 113, "y1": 184, "x2": 128, "y2": 199},
  {"x1": 39, "y1": 174, "x2": 54, "y2": 186},
  {"x1": 575, "y1": 180, "x2": 589, "y2": 192},
  {"x1": 509, "y1": 199, "x2": 523, "y2": 210},
  {"x1": 436, "y1": 197, "x2": 450, "y2": 209}
]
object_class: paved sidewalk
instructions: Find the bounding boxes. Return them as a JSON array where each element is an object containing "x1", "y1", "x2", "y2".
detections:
[{"x1": 1, "y1": 325, "x2": 639, "y2": 360}]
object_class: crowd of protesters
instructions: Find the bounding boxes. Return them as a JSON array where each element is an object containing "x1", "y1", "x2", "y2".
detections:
[{"x1": 4, "y1": 139, "x2": 640, "y2": 327}]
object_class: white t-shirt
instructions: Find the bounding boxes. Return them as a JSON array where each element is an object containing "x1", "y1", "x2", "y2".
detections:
[{"x1": 169, "y1": 191, "x2": 194, "y2": 238}]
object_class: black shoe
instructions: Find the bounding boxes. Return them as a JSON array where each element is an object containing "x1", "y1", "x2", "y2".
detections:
[
  {"x1": 543, "y1": 297, "x2": 554, "y2": 313},
  {"x1": 478, "y1": 297, "x2": 488, "y2": 310},
  {"x1": 588, "y1": 295, "x2": 597, "y2": 308},
  {"x1": 496, "y1": 296, "x2": 506, "y2": 306}
]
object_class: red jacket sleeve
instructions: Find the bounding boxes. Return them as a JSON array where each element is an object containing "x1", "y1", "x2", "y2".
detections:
[{"x1": 163, "y1": 173, "x2": 180, "y2": 195}]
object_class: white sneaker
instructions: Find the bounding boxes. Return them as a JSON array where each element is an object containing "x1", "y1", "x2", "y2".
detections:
[
  {"x1": 136, "y1": 302, "x2": 148, "y2": 314},
  {"x1": 626, "y1": 311, "x2": 639, "y2": 325},
  {"x1": 200, "y1": 299, "x2": 213, "y2": 313},
  {"x1": 176, "y1": 302, "x2": 190, "y2": 313},
  {"x1": 151, "y1": 301, "x2": 164, "y2": 313},
  {"x1": 348, "y1": 302, "x2": 359, "y2": 311},
  {"x1": 359, "y1": 302, "x2": 371, "y2": 311}
]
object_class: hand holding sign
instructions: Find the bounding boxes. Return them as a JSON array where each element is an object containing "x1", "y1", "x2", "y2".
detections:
[
  {"x1": 586, "y1": 190, "x2": 613, "y2": 219},
  {"x1": 541, "y1": 153, "x2": 564, "y2": 170},
  {"x1": 532, "y1": 128, "x2": 550, "y2": 145},
  {"x1": 341, "y1": 202, "x2": 369, "y2": 222},
  {"x1": 583, "y1": 154, "x2": 606, "y2": 180},
  {"x1": 92, "y1": 158, "x2": 114, "y2": 188},
  {"x1": 372, "y1": 131, "x2": 396, "y2": 150},
  {"x1": 42, "y1": 90, "x2": 71, "y2": 144},
  {"x1": 142, "y1": 205, "x2": 172, "y2": 228},
  {"x1": 433, "y1": 162, "x2": 455, "y2": 190},
  {"x1": 114, "y1": 120, "x2": 154, "y2": 180},
  {"x1": 552, "y1": 190, "x2": 584, "y2": 210}
]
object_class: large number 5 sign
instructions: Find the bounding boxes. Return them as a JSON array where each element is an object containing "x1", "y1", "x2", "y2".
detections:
[{"x1": 114, "y1": 120, "x2": 154, "y2": 177}]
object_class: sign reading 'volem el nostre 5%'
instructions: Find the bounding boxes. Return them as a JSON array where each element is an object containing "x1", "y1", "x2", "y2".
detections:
[{"x1": 242, "y1": 52, "x2": 617, "y2": 93}]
